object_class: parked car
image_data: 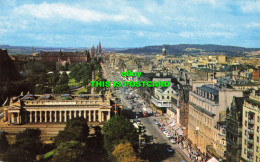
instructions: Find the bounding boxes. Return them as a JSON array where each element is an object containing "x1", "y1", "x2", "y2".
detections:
[
  {"x1": 163, "y1": 131, "x2": 169, "y2": 135},
  {"x1": 160, "y1": 128, "x2": 166, "y2": 132},
  {"x1": 171, "y1": 139, "x2": 177, "y2": 144},
  {"x1": 166, "y1": 134, "x2": 171, "y2": 140},
  {"x1": 167, "y1": 147, "x2": 173, "y2": 153}
]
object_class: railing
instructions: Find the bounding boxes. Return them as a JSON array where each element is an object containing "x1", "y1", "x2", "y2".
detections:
[
  {"x1": 247, "y1": 148, "x2": 254, "y2": 153},
  {"x1": 248, "y1": 120, "x2": 254, "y2": 124},
  {"x1": 248, "y1": 139, "x2": 254, "y2": 144},
  {"x1": 248, "y1": 129, "x2": 254, "y2": 134}
]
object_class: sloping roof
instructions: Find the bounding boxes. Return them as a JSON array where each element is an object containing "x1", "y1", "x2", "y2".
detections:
[
  {"x1": 198, "y1": 85, "x2": 219, "y2": 95},
  {"x1": 158, "y1": 87, "x2": 169, "y2": 93}
]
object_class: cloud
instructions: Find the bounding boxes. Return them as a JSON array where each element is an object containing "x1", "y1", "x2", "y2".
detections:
[
  {"x1": 240, "y1": 0, "x2": 260, "y2": 13},
  {"x1": 13, "y1": 1, "x2": 151, "y2": 25},
  {"x1": 246, "y1": 22, "x2": 260, "y2": 28},
  {"x1": 179, "y1": 31, "x2": 236, "y2": 38}
]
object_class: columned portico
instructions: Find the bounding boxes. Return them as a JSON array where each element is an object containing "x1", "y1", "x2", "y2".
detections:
[{"x1": 4, "y1": 94, "x2": 114, "y2": 125}]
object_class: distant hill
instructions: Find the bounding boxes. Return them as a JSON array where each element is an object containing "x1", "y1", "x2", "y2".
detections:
[
  {"x1": 118, "y1": 44, "x2": 260, "y2": 56},
  {"x1": 0, "y1": 45, "x2": 125, "y2": 55},
  {"x1": 0, "y1": 45, "x2": 89, "y2": 55}
]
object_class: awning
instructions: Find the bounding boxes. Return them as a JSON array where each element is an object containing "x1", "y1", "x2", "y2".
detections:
[
  {"x1": 207, "y1": 157, "x2": 219, "y2": 162},
  {"x1": 176, "y1": 128, "x2": 183, "y2": 136},
  {"x1": 170, "y1": 122, "x2": 175, "y2": 127}
]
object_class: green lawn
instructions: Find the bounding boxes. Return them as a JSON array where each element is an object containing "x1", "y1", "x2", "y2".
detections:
[
  {"x1": 72, "y1": 87, "x2": 88, "y2": 94},
  {"x1": 43, "y1": 150, "x2": 54, "y2": 159},
  {"x1": 68, "y1": 78, "x2": 83, "y2": 86}
]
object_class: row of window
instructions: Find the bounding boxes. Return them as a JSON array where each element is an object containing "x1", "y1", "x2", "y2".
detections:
[
  {"x1": 244, "y1": 149, "x2": 259, "y2": 161},
  {"x1": 162, "y1": 96, "x2": 170, "y2": 99},
  {"x1": 245, "y1": 111, "x2": 260, "y2": 122},
  {"x1": 244, "y1": 136, "x2": 260, "y2": 144}
]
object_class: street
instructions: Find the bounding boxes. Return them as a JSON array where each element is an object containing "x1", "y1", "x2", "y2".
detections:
[{"x1": 101, "y1": 62, "x2": 191, "y2": 162}]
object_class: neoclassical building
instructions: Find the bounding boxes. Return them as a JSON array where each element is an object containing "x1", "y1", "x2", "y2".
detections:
[{"x1": 4, "y1": 94, "x2": 113, "y2": 125}]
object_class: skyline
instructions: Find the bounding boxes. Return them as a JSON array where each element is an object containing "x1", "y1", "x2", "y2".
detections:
[{"x1": 0, "y1": 0, "x2": 260, "y2": 48}]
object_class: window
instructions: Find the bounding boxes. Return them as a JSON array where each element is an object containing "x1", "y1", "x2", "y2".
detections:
[
  {"x1": 245, "y1": 130, "x2": 247, "y2": 136},
  {"x1": 257, "y1": 136, "x2": 259, "y2": 142},
  {"x1": 162, "y1": 96, "x2": 164, "y2": 99},
  {"x1": 167, "y1": 96, "x2": 169, "y2": 99},
  {"x1": 244, "y1": 148, "x2": 246, "y2": 154},
  {"x1": 258, "y1": 116, "x2": 260, "y2": 122},
  {"x1": 257, "y1": 146, "x2": 259, "y2": 152},
  {"x1": 256, "y1": 156, "x2": 258, "y2": 162},
  {"x1": 168, "y1": 91, "x2": 169, "y2": 94},
  {"x1": 245, "y1": 139, "x2": 247, "y2": 145},
  {"x1": 245, "y1": 121, "x2": 247, "y2": 126},
  {"x1": 258, "y1": 126, "x2": 259, "y2": 132},
  {"x1": 245, "y1": 111, "x2": 247, "y2": 117}
]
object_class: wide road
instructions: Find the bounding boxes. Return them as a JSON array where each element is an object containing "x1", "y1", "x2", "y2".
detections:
[
  {"x1": 102, "y1": 62, "x2": 190, "y2": 162},
  {"x1": 139, "y1": 116, "x2": 190, "y2": 162}
]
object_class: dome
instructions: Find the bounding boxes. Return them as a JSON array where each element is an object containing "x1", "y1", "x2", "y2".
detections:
[{"x1": 162, "y1": 47, "x2": 166, "y2": 56}]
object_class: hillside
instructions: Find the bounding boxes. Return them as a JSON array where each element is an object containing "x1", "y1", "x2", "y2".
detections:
[{"x1": 119, "y1": 44, "x2": 260, "y2": 56}]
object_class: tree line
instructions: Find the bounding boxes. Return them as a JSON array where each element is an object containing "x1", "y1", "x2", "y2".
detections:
[{"x1": 0, "y1": 115, "x2": 145, "y2": 162}]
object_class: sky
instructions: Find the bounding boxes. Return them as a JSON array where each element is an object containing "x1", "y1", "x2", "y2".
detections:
[{"x1": 0, "y1": 0, "x2": 260, "y2": 48}]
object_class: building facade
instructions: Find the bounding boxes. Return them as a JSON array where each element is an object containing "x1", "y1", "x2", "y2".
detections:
[
  {"x1": 241, "y1": 90, "x2": 260, "y2": 162},
  {"x1": 40, "y1": 51, "x2": 90, "y2": 64},
  {"x1": 188, "y1": 84, "x2": 243, "y2": 160},
  {"x1": 4, "y1": 94, "x2": 112, "y2": 124},
  {"x1": 226, "y1": 96, "x2": 244, "y2": 162}
]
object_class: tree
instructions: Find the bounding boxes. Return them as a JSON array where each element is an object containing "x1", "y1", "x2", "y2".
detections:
[
  {"x1": 51, "y1": 141, "x2": 85, "y2": 162},
  {"x1": 55, "y1": 117, "x2": 89, "y2": 146},
  {"x1": 53, "y1": 84, "x2": 70, "y2": 94},
  {"x1": 0, "y1": 132, "x2": 8, "y2": 153},
  {"x1": 35, "y1": 84, "x2": 51, "y2": 94},
  {"x1": 3, "y1": 128, "x2": 42, "y2": 162},
  {"x1": 112, "y1": 141, "x2": 144, "y2": 162},
  {"x1": 59, "y1": 72, "x2": 69, "y2": 85},
  {"x1": 103, "y1": 115, "x2": 138, "y2": 154},
  {"x1": 3, "y1": 147, "x2": 28, "y2": 162},
  {"x1": 48, "y1": 71, "x2": 60, "y2": 87}
]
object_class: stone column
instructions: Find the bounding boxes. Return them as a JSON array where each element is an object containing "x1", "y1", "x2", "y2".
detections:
[
  {"x1": 84, "y1": 110, "x2": 86, "y2": 119},
  {"x1": 98, "y1": 111, "x2": 101, "y2": 122},
  {"x1": 79, "y1": 111, "x2": 81, "y2": 117},
  {"x1": 108, "y1": 111, "x2": 111, "y2": 120},
  {"x1": 44, "y1": 111, "x2": 47, "y2": 122},
  {"x1": 93, "y1": 110, "x2": 96, "y2": 121},
  {"x1": 65, "y1": 111, "x2": 67, "y2": 122},
  {"x1": 74, "y1": 111, "x2": 77, "y2": 118},
  {"x1": 50, "y1": 111, "x2": 52, "y2": 122},
  {"x1": 69, "y1": 111, "x2": 72, "y2": 119},
  {"x1": 40, "y1": 111, "x2": 42, "y2": 122},
  {"x1": 30, "y1": 111, "x2": 32, "y2": 122},
  {"x1": 11, "y1": 113, "x2": 14, "y2": 123},
  {"x1": 59, "y1": 111, "x2": 62, "y2": 122},
  {"x1": 35, "y1": 111, "x2": 37, "y2": 122},
  {"x1": 100, "y1": 111, "x2": 103, "y2": 122},
  {"x1": 55, "y1": 111, "x2": 57, "y2": 122},
  {"x1": 88, "y1": 111, "x2": 91, "y2": 122},
  {"x1": 17, "y1": 113, "x2": 20, "y2": 124}
]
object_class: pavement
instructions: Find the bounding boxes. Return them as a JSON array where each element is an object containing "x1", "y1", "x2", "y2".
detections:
[{"x1": 102, "y1": 62, "x2": 205, "y2": 162}]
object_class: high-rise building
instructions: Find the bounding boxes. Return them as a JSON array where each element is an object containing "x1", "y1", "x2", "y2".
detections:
[{"x1": 241, "y1": 90, "x2": 260, "y2": 162}]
